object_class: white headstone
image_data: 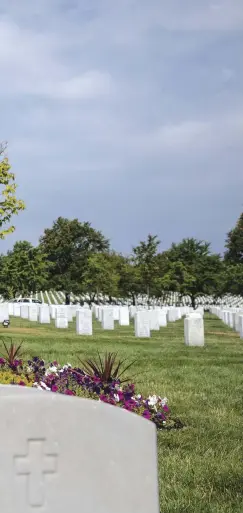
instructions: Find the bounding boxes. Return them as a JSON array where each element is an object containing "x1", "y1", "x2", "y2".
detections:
[
  {"x1": 149, "y1": 310, "x2": 160, "y2": 331},
  {"x1": 0, "y1": 392, "x2": 159, "y2": 513},
  {"x1": 55, "y1": 307, "x2": 68, "y2": 329},
  {"x1": 239, "y1": 315, "x2": 243, "y2": 339},
  {"x1": 135, "y1": 311, "x2": 150, "y2": 338},
  {"x1": 28, "y1": 304, "x2": 38, "y2": 322},
  {"x1": 0, "y1": 303, "x2": 9, "y2": 322},
  {"x1": 158, "y1": 310, "x2": 167, "y2": 327},
  {"x1": 102, "y1": 308, "x2": 114, "y2": 330},
  {"x1": 13, "y1": 303, "x2": 21, "y2": 317},
  {"x1": 20, "y1": 304, "x2": 29, "y2": 320},
  {"x1": 76, "y1": 309, "x2": 93, "y2": 335},
  {"x1": 119, "y1": 307, "x2": 130, "y2": 326},
  {"x1": 39, "y1": 306, "x2": 51, "y2": 324},
  {"x1": 167, "y1": 309, "x2": 176, "y2": 322},
  {"x1": 184, "y1": 313, "x2": 204, "y2": 347},
  {"x1": 113, "y1": 306, "x2": 120, "y2": 321}
]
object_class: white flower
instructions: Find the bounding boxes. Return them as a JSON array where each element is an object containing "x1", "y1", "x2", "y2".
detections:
[
  {"x1": 45, "y1": 365, "x2": 58, "y2": 376},
  {"x1": 114, "y1": 394, "x2": 120, "y2": 402},
  {"x1": 136, "y1": 394, "x2": 142, "y2": 400},
  {"x1": 159, "y1": 397, "x2": 168, "y2": 407},
  {"x1": 40, "y1": 381, "x2": 50, "y2": 391},
  {"x1": 148, "y1": 395, "x2": 158, "y2": 407}
]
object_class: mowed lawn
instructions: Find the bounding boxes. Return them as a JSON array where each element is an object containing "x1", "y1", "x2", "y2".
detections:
[{"x1": 0, "y1": 313, "x2": 242, "y2": 513}]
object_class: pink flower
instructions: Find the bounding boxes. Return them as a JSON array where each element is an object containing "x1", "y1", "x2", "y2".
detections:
[
  {"x1": 51, "y1": 385, "x2": 58, "y2": 392},
  {"x1": 65, "y1": 389, "x2": 75, "y2": 396}
]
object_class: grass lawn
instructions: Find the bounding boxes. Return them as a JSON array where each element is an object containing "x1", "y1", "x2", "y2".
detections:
[{"x1": 0, "y1": 313, "x2": 242, "y2": 513}]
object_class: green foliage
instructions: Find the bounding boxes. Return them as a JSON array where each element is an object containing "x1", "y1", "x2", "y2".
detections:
[
  {"x1": 162, "y1": 238, "x2": 223, "y2": 306},
  {"x1": 79, "y1": 351, "x2": 136, "y2": 383},
  {"x1": 39, "y1": 217, "x2": 109, "y2": 293},
  {"x1": 0, "y1": 338, "x2": 23, "y2": 367},
  {"x1": 225, "y1": 212, "x2": 243, "y2": 263},
  {"x1": 83, "y1": 252, "x2": 120, "y2": 301},
  {"x1": 132, "y1": 234, "x2": 160, "y2": 299},
  {"x1": 0, "y1": 143, "x2": 25, "y2": 239},
  {"x1": 0, "y1": 241, "x2": 50, "y2": 298}
]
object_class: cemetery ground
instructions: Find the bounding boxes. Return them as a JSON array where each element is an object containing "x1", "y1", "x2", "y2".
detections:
[{"x1": 1, "y1": 314, "x2": 242, "y2": 513}]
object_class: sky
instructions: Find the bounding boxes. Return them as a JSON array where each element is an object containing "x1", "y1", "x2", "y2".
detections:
[{"x1": 0, "y1": 0, "x2": 243, "y2": 256}]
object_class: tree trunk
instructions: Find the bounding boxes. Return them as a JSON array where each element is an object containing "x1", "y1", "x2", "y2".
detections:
[{"x1": 191, "y1": 295, "x2": 196, "y2": 309}]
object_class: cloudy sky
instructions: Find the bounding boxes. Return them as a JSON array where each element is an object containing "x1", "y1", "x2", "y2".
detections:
[{"x1": 0, "y1": 0, "x2": 242, "y2": 255}]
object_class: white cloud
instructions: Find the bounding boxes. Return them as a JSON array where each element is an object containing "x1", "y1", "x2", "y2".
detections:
[{"x1": 0, "y1": 17, "x2": 112, "y2": 99}]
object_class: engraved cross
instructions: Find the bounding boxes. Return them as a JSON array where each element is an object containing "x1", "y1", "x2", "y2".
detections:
[{"x1": 15, "y1": 439, "x2": 57, "y2": 507}]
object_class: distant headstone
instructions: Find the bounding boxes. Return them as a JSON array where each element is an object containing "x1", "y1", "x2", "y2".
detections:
[
  {"x1": 76, "y1": 309, "x2": 92, "y2": 335},
  {"x1": 0, "y1": 303, "x2": 9, "y2": 322},
  {"x1": 135, "y1": 311, "x2": 150, "y2": 338},
  {"x1": 0, "y1": 392, "x2": 159, "y2": 513},
  {"x1": 102, "y1": 308, "x2": 114, "y2": 330},
  {"x1": 39, "y1": 306, "x2": 51, "y2": 324},
  {"x1": 28, "y1": 304, "x2": 38, "y2": 322},
  {"x1": 239, "y1": 315, "x2": 243, "y2": 339},
  {"x1": 149, "y1": 310, "x2": 160, "y2": 331},
  {"x1": 113, "y1": 306, "x2": 120, "y2": 321},
  {"x1": 20, "y1": 304, "x2": 29, "y2": 320},
  {"x1": 55, "y1": 307, "x2": 68, "y2": 329},
  {"x1": 119, "y1": 307, "x2": 130, "y2": 326},
  {"x1": 13, "y1": 303, "x2": 21, "y2": 317},
  {"x1": 167, "y1": 309, "x2": 176, "y2": 322},
  {"x1": 50, "y1": 306, "x2": 57, "y2": 320},
  {"x1": 158, "y1": 310, "x2": 167, "y2": 327},
  {"x1": 184, "y1": 313, "x2": 204, "y2": 346}
]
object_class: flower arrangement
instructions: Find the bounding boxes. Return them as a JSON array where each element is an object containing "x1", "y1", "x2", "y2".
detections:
[{"x1": 0, "y1": 342, "x2": 183, "y2": 430}]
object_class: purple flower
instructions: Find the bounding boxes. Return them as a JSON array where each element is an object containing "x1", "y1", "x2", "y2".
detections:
[{"x1": 142, "y1": 410, "x2": 151, "y2": 420}]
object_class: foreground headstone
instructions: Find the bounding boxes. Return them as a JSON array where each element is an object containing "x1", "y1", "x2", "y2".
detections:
[
  {"x1": 76, "y1": 309, "x2": 92, "y2": 335},
  {"x1": 135, "y1": 311, "x2": 150, "y2": 338},
  {"x1": 0, "y1": 393, "x2": 159, "y2": 513},
  {"x1": 184, "y1": 313, "x2": 204, "y2": 346}
]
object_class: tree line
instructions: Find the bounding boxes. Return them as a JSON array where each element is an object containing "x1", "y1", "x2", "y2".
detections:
[
  {"x1": 0, "y1": 215, "x2": 242, "y2": 306},
  {"x1": 0, "y1": 143, "x2": 242, "y2": 305}
]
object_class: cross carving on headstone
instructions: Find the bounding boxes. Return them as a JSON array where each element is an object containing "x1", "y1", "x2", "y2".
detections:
[{"x1": 15, "y1": 438, "x2": 58, "y2": 507}]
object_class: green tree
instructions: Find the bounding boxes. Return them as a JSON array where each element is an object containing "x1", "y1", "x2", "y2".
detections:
[
  {"x1": 0, "y1": 143, "x2": 25, "y2": 239},
  {"x1": 217, "y1": 262, "x2": 243, "y2": 298},
  {"x1": 132, "y1": 234, "x2": 160, "y2": 303},
  {"x1": 113, "y1": 255, "x2": 141, "y2": 305},
  {"x1": 163, "y1": 238, "x2": 223, "y2": 308},
  {"x1": 83, "y1": 253, "x2": 120, "y2": 303},
  {"x1": 39, "y1": 217, "x2": 109, "y2": 294},
  {"x1": 0, "y1": 241, "x2": 50, "y2": 298},
  {"x1": 225, "y1": 213, "x2": 243, "y2": 264}
]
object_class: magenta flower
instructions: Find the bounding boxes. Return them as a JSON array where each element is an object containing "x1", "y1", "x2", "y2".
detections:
[
  {"x1": 64, "y1": 389, "x2": 75, "y2": 396},
  {"x1": 18, "y1": 381, "x2": 26, "y2": 386},
  {"x1": 51, "y1": 385, "x2": 58, "y2": 392}
]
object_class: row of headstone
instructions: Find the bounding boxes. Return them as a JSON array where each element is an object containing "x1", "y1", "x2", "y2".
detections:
[{"x1": 210, "y1": 306, "x2": 243, "y2": 338}]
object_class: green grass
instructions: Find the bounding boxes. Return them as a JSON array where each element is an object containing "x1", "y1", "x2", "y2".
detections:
[{"x1": 0, "y1": 313, "x2": 242, "y2": 513}]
